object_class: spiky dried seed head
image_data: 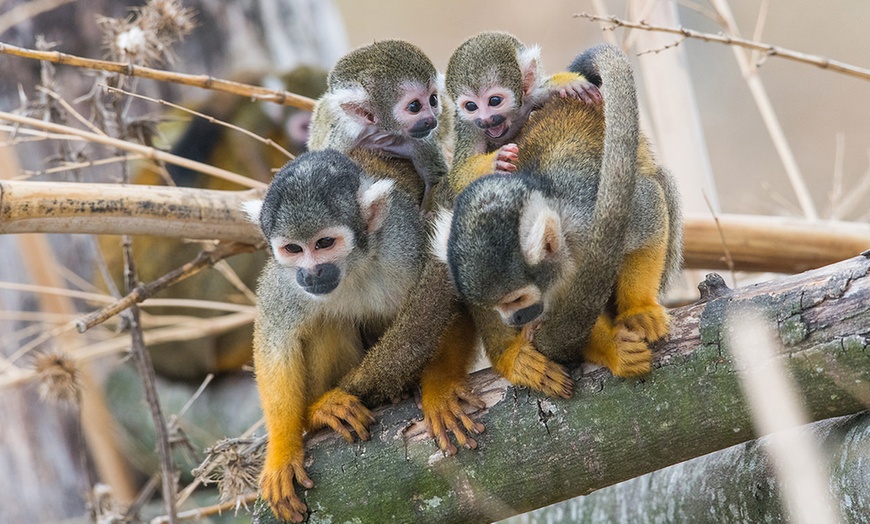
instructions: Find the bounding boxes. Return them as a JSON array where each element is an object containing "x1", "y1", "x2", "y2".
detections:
[{"x1": 34, "y1": 349, "x2": 81, "y2": 405}]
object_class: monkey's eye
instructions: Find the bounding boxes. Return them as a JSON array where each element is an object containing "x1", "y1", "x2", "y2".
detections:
[
  {"x1": 429, "y1": 94, "x2": 438, "y2": 107},
  {"x1": 284, "y1": 243, "x2": 303, "y2": 254},
  {"x1": 315, "y1": 237, "x2": 335, "y2": 250},
  {"x1": 407, "y1": 100, "x2": 422, "y2": 113},
  {"x1": 464, "y1": 101, "x2": 478, "y2": 112},
  {"x1": 488, "y1": 96, "x2": 503, "y2": 107}
]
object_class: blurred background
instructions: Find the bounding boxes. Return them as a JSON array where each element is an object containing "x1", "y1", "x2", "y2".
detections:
[{"x1": 1, "y1": 0, "x2": 869, "y2": 522}]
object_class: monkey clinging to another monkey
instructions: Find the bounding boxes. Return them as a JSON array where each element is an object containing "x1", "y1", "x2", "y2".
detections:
[{"x1": 435, "y1": 43, "x2": 682, "y2": 394}]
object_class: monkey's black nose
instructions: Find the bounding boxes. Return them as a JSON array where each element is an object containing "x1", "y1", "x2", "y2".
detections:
[
  {"x1": 297, "y1": 263, "x2": 340, "y2": 295},
  {"x1": 509, "y1": 303, "x2": 544, "y2": 327},
  {"x1": 409, "y1": 117, "x2": 437, "y2": 138}
]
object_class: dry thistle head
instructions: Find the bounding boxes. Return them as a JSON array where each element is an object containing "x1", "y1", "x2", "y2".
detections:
[
  {"x1": 33, "y1": 349, "x2": 81, "y2": 405},
  {"x1": 97, "y1": 0, "x2": 196, "y2": 67},
  {"x1": 194, "y1": 437, "x2": 265, "y2": 509}
]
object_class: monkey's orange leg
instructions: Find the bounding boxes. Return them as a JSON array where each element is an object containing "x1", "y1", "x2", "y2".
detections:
[
  {"x1": 256, "y1": 356, "x2": 312, "y2": 523},
  {"x1": 614, "y1": 235, "x2": 670, "y2": 342},
  {"x1": 582, "y1": 314, "x2": 651, "y2": 378},
  {"x1": 421, "y1": 312, "x2": 485, "y2": 455},
  {"x1": 307, "y1": 388, "x2": 375, "y2": 443},
  {"x1": 490, "y1": 330, "x2": 573, "y2": 399}
]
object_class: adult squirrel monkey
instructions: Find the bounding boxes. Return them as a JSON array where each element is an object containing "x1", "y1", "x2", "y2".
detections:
[
  {"x1": 246, "y1": 149, "x2": 439, "y2": 521},
  {"x1": 307, "y1": 39, "x2": 452, "y2": 211},
  {"x1": 434, "y1": 44, "x2": 682, "y2": 394},
  {"x1": 444, "y1": 31, "x2": 602, "y2": 192}
]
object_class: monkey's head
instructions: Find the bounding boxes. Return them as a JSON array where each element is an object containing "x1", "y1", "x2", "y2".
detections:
[
  {"x1": 433, "y1": 175, "x2": 575, "y2": 328},
  {"x1": 446, "y1": 32, "x2": 542, "y2": 144},
  {"x1": 243, "y1": 150, "x2": 396, "y2": 298},
  {"x1": 327, "y1": 40, "x2": 443, "y2": 143}
]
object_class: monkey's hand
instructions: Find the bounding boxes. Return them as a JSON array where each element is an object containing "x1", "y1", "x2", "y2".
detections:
[
  {"x1": 493, "y1": 143, "x2": 519, "y2": 174},
  {"x1": 307, "y1": 388, "x2": 376, "y2": 443},
  {"x1": 616, "y1": 304, "x2": 670, "y2": 343},
  {"x1": 422, "y1": 378, "x2": 486, "y2": 455},
  {"x1": 548, "y1": 72, "x2": 603, "y2": 105},
  {"x1": 260, "y1": 449, "x2": 312, "y2": 523},
  {"x1": 493, "y1": 334, "x2": 573, "y2": 399}
]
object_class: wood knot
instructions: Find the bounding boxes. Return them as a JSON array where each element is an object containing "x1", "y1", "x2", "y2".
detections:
[{"x1": 698, "y1": 273, "x2": 732, "y2": 301}]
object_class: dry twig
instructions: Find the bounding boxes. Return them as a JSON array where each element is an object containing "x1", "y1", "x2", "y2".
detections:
[
  {"x1": 0, "y1": 41, "x2": 317, "y2": 110},
  {"x1": 576, "y1": 13, "x2": 870, "y2": 82}
]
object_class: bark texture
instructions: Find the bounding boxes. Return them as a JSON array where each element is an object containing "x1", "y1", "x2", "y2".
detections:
[{"x1": 253, "y1": 254, "x2": 870, "y2": 523}]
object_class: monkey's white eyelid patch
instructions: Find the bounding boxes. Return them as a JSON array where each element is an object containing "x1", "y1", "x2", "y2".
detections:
[
  {"x1": 430, "y1": 207, "x2": 453, "y2": 264},
  {"x1": 241, "y1": 200, "x2": 263, "y2": 223},
  {"x1": 519, "y1": 191, "x2": 561, "y2": 266}
]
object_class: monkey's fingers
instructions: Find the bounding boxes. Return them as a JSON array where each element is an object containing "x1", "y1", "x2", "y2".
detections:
[
  {"x1": 308, "y1": 388, "x2": 376, "y2": 442},
  {"x1": 610, "y1": 327, "x2": 653, "y2": 377},
  {"x1": 616, "y1": 305, "x2": 670, "y2": 342},
  {"x1": 511, "y1": 344, "x2": 574, "y2": 399},
  {"x1": 424, "y1": 411, "x2": 458, "y2": 456},
  {"x1": 260, "y1": 460, "x2": 311, "y2": 522}
]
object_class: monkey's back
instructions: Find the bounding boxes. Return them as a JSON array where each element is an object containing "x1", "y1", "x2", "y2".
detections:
[{"x1": 516, "y1": 97, "x2": 658, "y2": 185}]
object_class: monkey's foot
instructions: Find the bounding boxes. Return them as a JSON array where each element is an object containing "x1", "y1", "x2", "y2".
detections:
[
  {"x1": 260, "y1": 453, "x2": 312, "y2": 523},
  {"x1": 616, "y1": 304, "x2": 670, "y2": 342},
  {"x1": 308, "y1": 388, "x2": 376, "y2": 443},
  {"x1": 494, "y1": 338, "x2": 573, "y2": 399},
  {"x1": 494, "y1": 143, "x2": 519, "y2": 174},
  {"x1": 608, "y1": 327, "x2": 652, "y2": 378},
  {"x1": 422, "y1": 378, "x2": 486, "y2": 455}
]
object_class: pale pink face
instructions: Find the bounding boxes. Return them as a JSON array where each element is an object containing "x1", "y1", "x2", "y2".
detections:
[
  {"x1": 456, "y1": 87, "x2": 517, "y2": 140},
  {"x1": 392, "y1": 81, "x2": 441, "y2": 139},
  {"x1": 270, "y1": 225, "x2": 355, "y2": 296}
]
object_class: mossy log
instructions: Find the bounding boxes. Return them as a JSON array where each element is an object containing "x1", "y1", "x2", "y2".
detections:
[{"x1": 254, "y1": 253, "x2": 870, "y2": 523}]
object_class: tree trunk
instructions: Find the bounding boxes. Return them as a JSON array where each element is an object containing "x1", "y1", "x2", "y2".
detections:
[
  {"x1": 253, "y1": 254, "x2": 870, "y2": 523},
  {"x1": 502, "y1": 412, "x2": 870, "y2": 523}
]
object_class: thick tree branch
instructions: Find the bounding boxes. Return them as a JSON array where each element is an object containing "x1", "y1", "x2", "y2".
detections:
[{"x1": 251, "y1": 254, "x2": 870, "y2": 523}]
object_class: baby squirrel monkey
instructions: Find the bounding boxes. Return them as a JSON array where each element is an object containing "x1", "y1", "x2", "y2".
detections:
[
  {"x1": 245, "y1": 149, "x2": 432, "y2": 521},
  {"x1": 434, "y1": 44, "x2": 682, "y2": 395},
  {"x1": 308, "y1": 39, "x2": 452, "y2": 210},
  {"x1": 444, "y1": 31, "x2": 602, "y2": 192}
]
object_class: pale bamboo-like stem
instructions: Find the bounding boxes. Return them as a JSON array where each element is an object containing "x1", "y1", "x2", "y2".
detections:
[
  {"x1": 708, "y1": 0, "x2": 818, "y2": 221},
  {"x1": 0, "y1": 111, "x2": 265, "y2": 188},
  {"x1": 0, "y1": 41, "x2": 316, "y2": 110},
  {"x1": 0, "y1": 180, "x2": 263, "y2": 241},
  {"x1": 0, "y1": 0, "x2": 73, "y2": 34}
]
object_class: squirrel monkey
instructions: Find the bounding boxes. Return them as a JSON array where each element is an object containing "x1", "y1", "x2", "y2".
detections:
[
  {"x1": 244, "y1": 149, "x2": 428, "y2": 521},
  {"x1": 433, "y1": 44, "x2": 682, "y2": 394},
  {"x1": 444, "y1": 31, "x2": 602, "y2": 192},
  {"x1": 307, "y1": 40, "x2": 452, "y2": 210}
]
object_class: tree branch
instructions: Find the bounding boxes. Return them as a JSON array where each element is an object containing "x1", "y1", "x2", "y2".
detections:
[
  {"x1": 576, "y1": 13, "x2": 870, "y2": 82},
  {"x1": 0, "y1": 41, "x2": 317, "y2": 110},
  {"x1": 250, "y1": 254, "x2": 870, "y2": 523}
]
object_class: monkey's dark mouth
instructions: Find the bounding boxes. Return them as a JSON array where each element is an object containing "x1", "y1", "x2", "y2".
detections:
[
  {"x1": 302, "y1": 280, "x2": 339, "y2": 295},
  {"x1": 409, "y1": 128, "x2": 433, "y2": 139},
  {"x1": 484, "y1": 122, "x2": 509, "y2": 139}
]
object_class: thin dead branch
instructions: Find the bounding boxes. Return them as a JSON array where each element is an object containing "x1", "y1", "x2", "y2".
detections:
[
  {"x1": 0, "y1": 41, "x2": 317, "y2": 110},
  {"x1": 576, "y1": 13, "x2": 870, "y2": 82},
  {"x1": 0, "y1": 111, "x2": 265, "y2": 188},
  {"x1": 76, "y1": 241, "x2": 260, "y2": 333}
]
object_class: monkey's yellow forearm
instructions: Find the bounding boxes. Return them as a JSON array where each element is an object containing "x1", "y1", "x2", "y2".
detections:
[
  {"x1": 615, "y1": 235, "x2": 670, "y2": 342},
  {"x1": 449, "y1": 151, "x2": 502, "y2": 194}
]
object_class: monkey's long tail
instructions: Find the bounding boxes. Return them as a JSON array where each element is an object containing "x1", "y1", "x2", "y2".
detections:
[{"x1": 575, "y1": 44, "x2": 640, "y2": 277}]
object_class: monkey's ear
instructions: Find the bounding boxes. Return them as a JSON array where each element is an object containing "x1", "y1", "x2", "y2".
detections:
[
  {"x1": 519, "y1": 191, "x2": 563, "y2": 266},
  {"x1": 430, "y1": 207, "x2": 453, "y2": 264},
  {"x1": 358, "y1": 178, "x2": 395, "y2": 233},
  {"x1": 517, "y1": 45, "x2": 542, "y2": 97},
  {"x1": 333, "y1": 87, "x2": 377, "y2": 125},
  {"x1": 241, "y1": 200, "x2": 264, "y2": 223}
]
